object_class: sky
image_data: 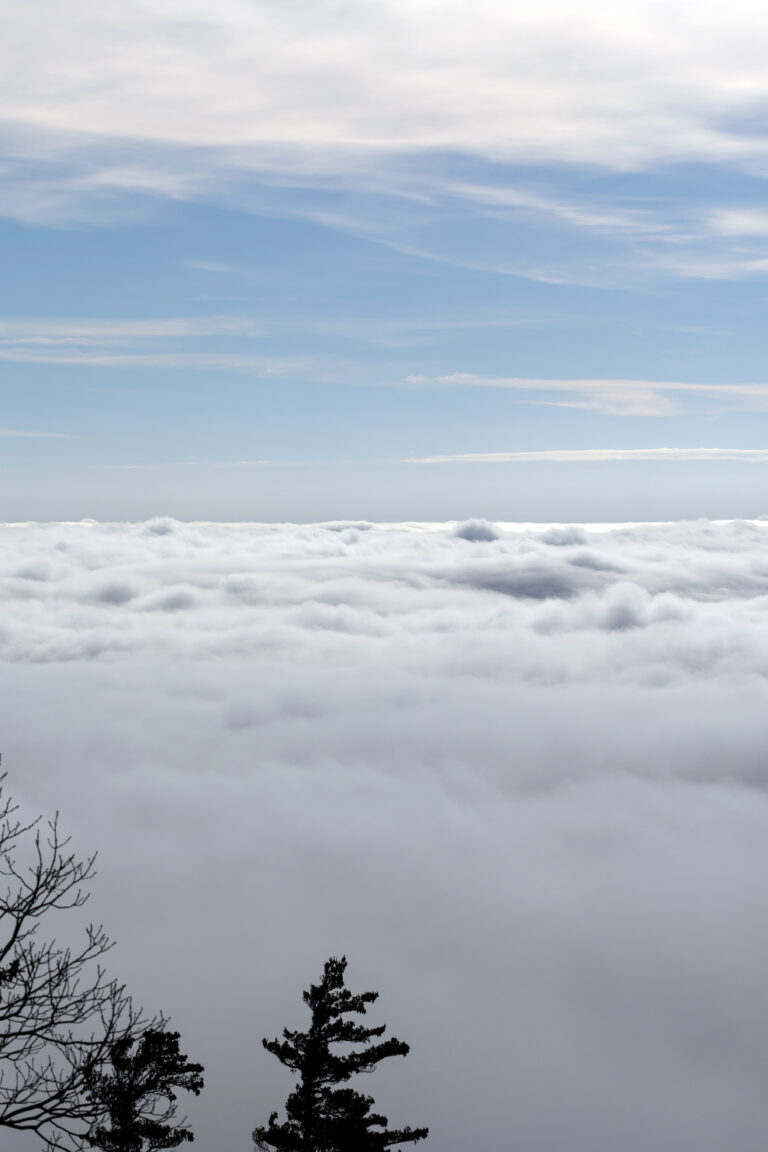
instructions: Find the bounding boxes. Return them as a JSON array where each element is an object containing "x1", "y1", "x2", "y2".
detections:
[
  {"x1": 3, "y1": 9, "x2": 768, "y2": 1152},
  {"x1": 4, "y1": 517, "x2": 768, "y2": 1151},
  {"x1": 4, "y1": 0, "x2": 768, "y2": 519}
]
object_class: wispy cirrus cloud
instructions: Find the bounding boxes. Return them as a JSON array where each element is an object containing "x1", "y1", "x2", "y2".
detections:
[
  {"x1": 0, "y1": 315, "x2": 292, "y2": 373},
  {"x1": 447, "y1": 183, "x2": 668, "y2": 237},
  {"x1": 185, "y1": 260, "x2": 252, "y2": 276},
  {"x1": 4, "y1": 1, "x2": 768, "y2": 172},
  {"x1": 0, "y1": 312, "x2": 559, "y2": 370},
  {"x1": 406, "y1": 374, "x2": 768, "y2": 416},
  {"x1": 0, "y1": 348, "x2": 298, "y2": 372},
  {"x1": 409, "y1": 447, "x2": 768, "y2": 464},
  {"x1": 706, "y1": 209, "x2": 768, "y2": 237},
  {"x1": 649, "y1": 252, "x2": 768, "y2": 280},
  {"x1": 0, "y1": 316, "x2": 264, "y2": 342},
  {"x1": 3, "y1": 0, "x2": 768, "y2": 284},
  {"x1": 0, "y1": 427, "x2": 70, "y2": 438}
]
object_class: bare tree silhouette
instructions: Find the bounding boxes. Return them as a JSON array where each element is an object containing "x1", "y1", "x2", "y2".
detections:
[{"x1": 0, "y1": 771, "x2": 155, "y2": 1151}]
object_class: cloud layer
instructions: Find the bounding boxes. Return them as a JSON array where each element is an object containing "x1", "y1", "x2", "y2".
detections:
[
  {"x1": 2, "y1": 519, "x2": 768, "y2": 1150},
  {"x1": 4, "y1": 0, "x2": 768, "y2": 169},
  {"x1": 3, "y1": 0, "x2": 768, "y2": 286}
]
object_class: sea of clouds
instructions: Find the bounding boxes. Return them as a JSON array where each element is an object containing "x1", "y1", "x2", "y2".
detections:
[{"x1": 3, "y1": 517, "x2": 768, "y2": 1152}]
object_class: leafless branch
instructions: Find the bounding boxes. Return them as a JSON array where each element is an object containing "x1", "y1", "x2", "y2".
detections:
[{"x1": 0, "y1": 772, "x2": 158, "y2": 1151}]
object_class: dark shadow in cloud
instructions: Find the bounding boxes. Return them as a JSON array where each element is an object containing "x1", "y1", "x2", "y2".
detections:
[
  {"x1": 453, "y1": 519, "x2": 500, "y2": 542},
  {"x1": 93, "y1": 582, "x2": 137, "y2": 605},
  {"x1": 453, "y1": 558, "x2": 605, "y2": 600},
  {"x1": 538, "y1": 525, "x2": 588, "y2": 546},
  {"x1": 569, "y1": 549, "x2": 627, "y2": 573},
  {"x1": 142, "y1": 516, "x2": 178, "y2": 536}
]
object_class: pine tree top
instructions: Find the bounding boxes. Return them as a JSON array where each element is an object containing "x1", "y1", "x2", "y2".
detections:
[{"x1": 254, "y1": 957, "x2": 428, "y2": 1152}]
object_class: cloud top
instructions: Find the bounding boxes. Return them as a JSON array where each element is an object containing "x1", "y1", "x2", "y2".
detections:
[{"x1": 4, "y1": 519, "x2": 768, "y2": 1152}]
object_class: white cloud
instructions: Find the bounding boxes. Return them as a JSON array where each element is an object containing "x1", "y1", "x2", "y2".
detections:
[
  {"x1": 0, "y1": 427, "x2": 69, "y2": 438},
  {"x1": 0, "y1": 314, "x2": 546, "y2": 370},
  {"x1": 3, "y1": 519, "x2": 768, "y2": 1151},
  {"x1": 3, "y1": 0, "x2": 768, "y2": 170},
  {"x1": 0, "y1": 317, "x2": 264, "y2": 341},
  {"x1": 707, "y1": 209, "x2": 768, "y2": 237},
  {"x1": 0, "y1": 348, "x2": 296, "y2": 371},
  {"x1": 4, "y1": 2, "x2": 768, "y2": 284},
  {"x1": 185, "y1": 259, "x2": 252, "y2": 276},
  {"x1": 449, "y1": 182, "x2": 668, "y2": 236},
  {"x1": 0, "y1": 315, "x2": 311, "y2": 373},
  {"x1": 2, "y1": 0, "x2": 768, "y2": 248},
  {"x1": 410, "y1": 447, "x2": 768, "y2": 463},
  {"x1": 406, "y1": 374, "x2": 768, "y2": 416},
  {"x1": 650, "y1": 252, "x2": 768, "y2": 280}
]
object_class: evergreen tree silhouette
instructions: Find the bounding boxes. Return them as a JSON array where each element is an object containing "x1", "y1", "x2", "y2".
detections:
[
  {"x1": 85, "y1": 1029, "x2": 204, "y2": 1151},
  {"x1": 253, "y1": 956, "x2": 428, "y2": 1152}
]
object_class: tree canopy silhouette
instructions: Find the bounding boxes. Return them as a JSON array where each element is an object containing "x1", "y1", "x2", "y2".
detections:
[
  {"x1": 0, "y1": 771, "x2": 156, "y2": 1151},
  {"x1": 253, "y1": 955, "x2": 428, "y2": 1152},
  {"x1": 85, "y1": 1028, "x2": 204, "y2": 1151}
]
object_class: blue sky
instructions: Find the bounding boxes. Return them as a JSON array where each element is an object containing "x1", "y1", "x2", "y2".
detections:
[{"x1": 4, "y1": 0, "x2": 768, "y2": 520}]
